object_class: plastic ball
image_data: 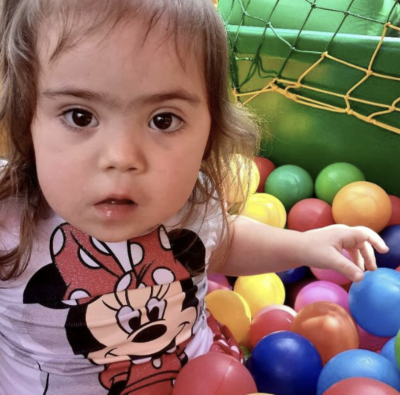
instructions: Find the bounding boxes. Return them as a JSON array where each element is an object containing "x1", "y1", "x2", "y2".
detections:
[
  {"x1": 205, "y1": 290, "x2": 251, "y2": 346},
  {"x1": 277, "y1": 266, "x2": 309, "y2": 284},
  {"x1": 172, "y1": 353, "x2": 257, "y2": 395},
  {"x1": 315, "y1": 163, "x2": 365, "y2": 204},
  {"x1": 349, "y1": 268, "x2": 400, "y2": 337},
  {"x1": 249, "y1": 304, "x2": 297, "y2": 348},
  {"x1": 234, "y1": 273, "x2": 285, "y2": 317},
  {"x1": 288, "y1": 198, "x2": 335, "y2": 231},
  {"x1": 375, "y1": 225, "x2": 400, "y2": 269},
  {"x1": 317, "y1": 349, "x2": 400, "y2": 395},
  {"x1": 294, "y1": 280, "x2": 349, "y2": 312},
  {"x1": 254, "y1": 156, "x2": 276, "y2": 193},
  {"x1": 310, "y1": 250, "x2": 352, "y2": 285},
  {"x1": 322, "y1": 377, "x2": 400, "y2": 395},
  {"x1": 264, "y1": 165, "x2": 314, "y2": 211},
  {"x1": 332, "y1": 181, "x2": 392, "y2": 232},
  {"x1": 226, "y1": 155, "x2": 260, "y2": 204},
  {"x1": 388, "y1": 195, "x2": 400, "y2": 226},
  {"x1": 248, "y1": 331, "x2": 323, "y2": 395},
  {"x1": 285, "y1": 277, "x2": 316, "y2": 308},
  {"x1": 381, "y1": 337, "x2": 397, "y2": 368},
  {"x1": 358, "y1": 325, "x2": 390, "y2": 352},
  {"x1": 241, "y1": 193, "x2": 287, "y2": 228},
  {"x1": 207, "y1": 274, "x2": 231, "y2": 294},
  {"x1": 291, "y1": 301, "x2": 359, "y2": 364}
]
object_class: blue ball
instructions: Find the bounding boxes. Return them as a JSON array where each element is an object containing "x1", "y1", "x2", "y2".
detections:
[
  {"x1": 376, "y1": 225, "x2": 400, "y2": 269},
  {"x1": 381, "y1": 337, "x2": 397, "y2": 368},
  {"x1": 349, "y1": 268, "x2": 400, "y2": 337},
  {"x1": 248, "y1": 331, "x2": 323, "y2": 395},
  {"x1": 277, "y1": 266, "x2": 309, "y2": 284},
  {"x1": 317, "y1": 349, "x2": 400, "y2": 395}
]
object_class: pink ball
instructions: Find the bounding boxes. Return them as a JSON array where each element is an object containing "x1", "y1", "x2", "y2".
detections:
[
  {"x1": 310, "y1": 250, "x2": 352, "y2": 285},
  {"x1": 173, "y1": 353, "x2": 257, "y2": 395},
  {"x1": 294, "y1": 280, "x2": 349, "y2": 312},
  {"x1": 288, "y1": 198, "x2": 335, "y2": 232},
  {"x1": 207, "y1": 274, "x2": 231, "y2": 295},
  {"x1": 250, "y1": 304, "x2": 297, "y2": 348},
  {"x1": 357, "y1": 325, "x2": 391, "y2": 351}
]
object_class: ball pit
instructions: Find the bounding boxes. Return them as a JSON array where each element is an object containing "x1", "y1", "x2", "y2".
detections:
[
  {"x1": 277, "y1": 266, "x2": 309, "y2": 284},
  {"x1": 264, "y1": 165, "x2": 313, "y2": 211},
  {"x1": 248, "y1": 331, "x2": 323, "y2": 395},
  {"x1": 332, "y1": 181, "x2": 392, "y2": 232},
  {"x1": 294, "y1": 280, "x2": 349, "y2": 312},
  {"x1": 172, "y1": 353, "x2": 257, "y2": 395},
  {"x1": 317, "y1": 349, "x2": 400, "y2": 395},
  {"x1": 205, "y1": 290, "x2": 252, "y2": 346},
  {"x1": 288, "y1": 198, "x2": 335, "y2": 232},
  {"x1": 241, "y1": 193, "x2": 287, "y2": 228},
  {"x1": 349, "y1": 268, "x2": 400, "y2": 337},
  {"x1": 315, "y1": 163, "x2": 365, "y2": 205},
  {"x1": 375, "y1": 225, "x2": 400, "y2": 269},
  {"x1": 388, "y1": 195, "x2": 400, "y2": 226},
  {"x1": 254, "y1": 156, "x2": 276, "y2": 193},
  {"x1": 249, "y1": 304, "x2": 297, "y2": 348},
  {"x1": 322, "y1": 377, "x2": 400, "y2": 395},
  {"x1": 291, "y1": 301, "x2": 359, "y2": 364},
  {"x1": 234, "y1": 273, "x2": 285, "y2": 317},
  {"x1": 381, "y1": 337, "x2": 397, "y2": 368}
]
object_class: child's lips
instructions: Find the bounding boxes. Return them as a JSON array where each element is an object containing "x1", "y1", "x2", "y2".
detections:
[{"x1": 95, "y1": 198, "x2": 137, "y2": 220}]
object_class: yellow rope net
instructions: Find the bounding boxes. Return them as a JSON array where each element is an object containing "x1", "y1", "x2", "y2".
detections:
[{"x1": 223, "y1": 0, "x2": 400, "y2": 135}]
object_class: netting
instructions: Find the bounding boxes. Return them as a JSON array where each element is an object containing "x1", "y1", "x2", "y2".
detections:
[{"x1": 219, "y1": 0, "x2": 400, "y2": 135}]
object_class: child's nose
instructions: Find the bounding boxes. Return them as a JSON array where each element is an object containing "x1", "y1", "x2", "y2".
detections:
[{"x1": 99, "y1": 129, "x2": 146, "y2": 173}]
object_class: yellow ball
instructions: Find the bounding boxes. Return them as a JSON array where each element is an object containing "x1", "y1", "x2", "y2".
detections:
[
  {"x1": 226, "y1": 155, "x2": 260, "y2": 204},
  {"x1": 205, "y1": 290, "x2": 251, "y2": 347},
  {"x1": 234, "y1": 273, "x2": 285, "y2": 318},
  {"x1": 241, "y1": 193, "x2": 287, "y2": 228}
]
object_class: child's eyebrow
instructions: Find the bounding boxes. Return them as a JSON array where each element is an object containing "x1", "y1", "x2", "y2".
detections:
[{"x1": 41, "y1": 87, "x2": 202, "y2": 110}]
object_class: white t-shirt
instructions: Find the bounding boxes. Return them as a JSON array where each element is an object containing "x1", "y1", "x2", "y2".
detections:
[{"x1": 0, "y1": 197, "x2": 224, "y2": 394}]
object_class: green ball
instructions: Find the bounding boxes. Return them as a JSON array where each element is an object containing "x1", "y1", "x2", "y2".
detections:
[
  {"x1": 315, "y1": 163, "x2": 365, "y2": 204},
  {"x1": 395, "y1": 328, "x2": 400, "y2": 370},
  {"x1": 264, "y1": 165, "x2": 313, "y2": 211}
]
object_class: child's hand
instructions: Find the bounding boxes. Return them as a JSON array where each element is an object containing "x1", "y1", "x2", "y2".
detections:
[{"x1": 300, "y1": 225, "x2": 389, "y2": 282}]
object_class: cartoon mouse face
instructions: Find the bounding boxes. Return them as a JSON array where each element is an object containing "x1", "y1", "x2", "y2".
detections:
[{"x1": 86, "y1": 278, "x2": 197, "y2": 364}]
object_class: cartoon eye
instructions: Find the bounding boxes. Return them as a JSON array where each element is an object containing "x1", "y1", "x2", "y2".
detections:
[
  {"x1": 146, "y1": 298, "x2": 166, "y2": 322},
  {"x1": 117, "y1": 306, "x2": 142, "y2": 335}
]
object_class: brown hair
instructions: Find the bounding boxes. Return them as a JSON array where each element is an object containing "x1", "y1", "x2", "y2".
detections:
[{"x1": 0, "y1": 0, "x2": 261, "y2": 280}]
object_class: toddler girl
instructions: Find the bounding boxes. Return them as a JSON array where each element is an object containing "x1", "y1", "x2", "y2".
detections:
[{"x1": 0, "y1": 1, "x2": 388, "y2": 394}]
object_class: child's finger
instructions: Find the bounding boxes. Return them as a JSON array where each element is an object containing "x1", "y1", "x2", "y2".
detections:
[
  {"x1": 360, "y1": 242, "x2": 378, "y2": 272},
  {"x1": 331, "y1": 251, "x2": 364, "y2": 282},
  {"x1": 347, "y1": 248, "x2": 365, "y2": 272},
  {"x1": 343, "y1": 226, "x2": 388, "y2": 254}
]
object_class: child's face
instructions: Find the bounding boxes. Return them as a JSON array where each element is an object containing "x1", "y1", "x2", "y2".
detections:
[{"x1": 31, "y1": 19, "x2": 211, "y2": 242}]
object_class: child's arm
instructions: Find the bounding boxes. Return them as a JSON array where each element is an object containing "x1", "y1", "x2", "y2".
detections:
[{"x1": 209, "y1": 215, "x2": 389, "y2": 282}]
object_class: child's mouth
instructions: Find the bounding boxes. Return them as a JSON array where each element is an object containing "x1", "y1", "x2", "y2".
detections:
[{"x1": 102, "y1": 199, "x2": 135, "y2": 205}]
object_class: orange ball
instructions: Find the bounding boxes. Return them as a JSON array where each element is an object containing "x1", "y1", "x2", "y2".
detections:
[
  {"x1": 332, "y1": 181, "x2": 392, "y2": 232},
  {"x1": 291, "y1": 301, "x2": 359, "y2": 364}
]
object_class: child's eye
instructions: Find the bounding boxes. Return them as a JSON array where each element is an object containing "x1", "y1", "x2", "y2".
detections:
[
  {"x1": 62, "y1": 109, "x2": 99, "y2": 129},
  {"x1": 149, "y1": 113, "x2": 182, "y2": 133}
]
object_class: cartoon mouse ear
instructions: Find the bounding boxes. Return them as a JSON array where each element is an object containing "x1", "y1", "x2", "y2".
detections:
[
  {"x1": 23, "y1": 264, "x2": 70, "y2": 309},
  {"x1": 167, "y1": 229, "x2": 206, "y2": 275}
]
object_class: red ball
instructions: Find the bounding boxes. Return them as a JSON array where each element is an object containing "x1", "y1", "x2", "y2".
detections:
[
  {"x1": 173, "y1": 353, "x2": 257, "y2": 395},
  {"x1": 254, "y1": 156, "x2": 276, "y2": 193},
  {"x1": 250, "y1": 304, "x2": 296, "y2": 348},
  {"x1": 288, "y1": 198, "x2": 335, "y2": 232},
  {"x1": 388, "y1": 195, "x2": 400, "y2": 226},
  {"x1": 323, "y1": 377, "x2": 400, "y2": 395}
]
